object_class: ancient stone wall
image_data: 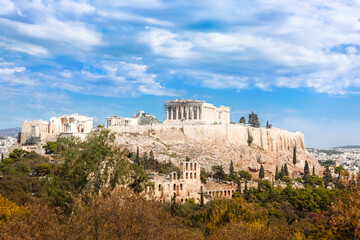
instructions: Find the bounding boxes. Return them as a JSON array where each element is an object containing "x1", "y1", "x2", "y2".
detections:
[
  {"x1": 110, "y1": 124, "x2": 306, "y2": 153},
  {"x1": 111, "y1": 124, "x2": 322, "y2": 178}
]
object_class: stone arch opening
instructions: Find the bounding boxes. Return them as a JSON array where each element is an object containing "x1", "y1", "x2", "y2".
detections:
[
  {"x1": 180, "y1": 184, "x2": 183, "y2": 190},
  {"x1": 186, "y1": 173, "x2": 188, "y2": 179},
  {"x1": 190, "y1": 172, "x2": 193, "y2": 179},
  {"x1": 190, "y1": 163, "x2": 193, "y2": 170},
  {"x1": 194, "y1": 172, "x2": 196, "y2": 179},
  {"x1": 194, "y1": 163, "x2": 197, "y2": 170}
]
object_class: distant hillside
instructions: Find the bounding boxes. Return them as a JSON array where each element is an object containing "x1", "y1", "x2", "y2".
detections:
[
  {"x1": 133, "y1": 111, "x2": 161, "y2": 125},
  {"x1": 331, "y1": 145, "x2": 360, "y2": 149},
  {"x1": 0, "y1": 127, "x2": 21, "y2": 138}
]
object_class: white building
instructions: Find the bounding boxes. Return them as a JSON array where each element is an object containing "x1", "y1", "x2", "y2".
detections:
[
  {"x1": 164, "y1": 99, "x2": 230, "y2": 125},
  {"x1": 21, "y1": 114, "x2": 93, "y2": 144},
  {"x1": 105, "y1": 116, "x2": 138, "y2": 127}
]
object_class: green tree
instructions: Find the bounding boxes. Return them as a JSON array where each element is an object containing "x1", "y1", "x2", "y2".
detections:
[
  {"x1": 259, "y1": 164, "x2": 264, "y2": 179},
  {"x1": 44, "y1": 141, "x2": 58, "y2": 154},
  {"x1": 313, "y1": 165, "x2": 315, "y2": 176},
  {"x1": 284, "y1": 164, "x2": 289, "y2": 177},
  {"x1": 303, "y1": 161, "x2": 311, "y2": 185},
  {"x1": 230, "y1": 160, "x2": 234, "y2": 177},
  {"x1": 142, "y1": 152, "x2": 148, "y2": 167},
  {"x1": 212, "y1": 165, "x2": 226, "y2": 183},
  {"x1": 239, "y1": 116, "x2": 246, "y2": 124},
  {"x1": 293, "y1": 146, "x2": 297, "y2": 165},
  {"x1": 248, "y1": 111, "x2": 260, "y2": 128},
  {"x1": 1, "y1": 153, "x2": 4, "y2": 161},
  {"x1": 247, "y1": 130, "x2": 253, "y2": 146},
  {"x1": 148, "y1": 150, "x2": 155, "y2": 167},
  {"x1": 135, "y1": 146, "x2": 140, "y2": 166},
  {"x1": 323, "y1": 165, "x2": 333, "y2": 188},
  {"x1": 279, "y1": 165, "x2": 284, "y2": 180},
  {"x1": 36, "y1": 163, "x2": 51, "y2": 176},
  {"x1": 42, "y1": 129, "x2": 131, "y2": 214},
  {"x1": 266, "y1": 121, "x2": 272, "y2": 129},
  {"x1": 238, "y1": 170, "x2": 252, "y2": 190},
  {"x1": 97, "y1": 124, "x2": 104, "y2": 128},
  {"x1": 200, "y1": 189, "x2": 204, "y2": 207},
  {"x1": 129, "y1": 166, "x2": 148, "y2": 194},
  {"x1": 200, "y1": 169, "x2": 208, "y2": 184},
  {"x1": 275, "y1": 166, "x2": 279, "y2": 180}
]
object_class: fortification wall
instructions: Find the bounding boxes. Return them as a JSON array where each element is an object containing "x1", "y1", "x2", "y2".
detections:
[
  {"x1": 110, "y1": 124, "x2": 305, "y2": 154},
  {"x1": 110, "y1": 124, "x2": 321, "y2": 178}
]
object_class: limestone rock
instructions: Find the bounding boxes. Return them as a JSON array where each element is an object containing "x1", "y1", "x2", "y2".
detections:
[{"x1": 112, "y1": 124, "x2": 321, "y2": 179}]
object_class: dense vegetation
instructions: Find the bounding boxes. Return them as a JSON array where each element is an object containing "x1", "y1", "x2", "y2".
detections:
[{"x1": 1, "y1": 129, "x2": 360, "y2": 239}]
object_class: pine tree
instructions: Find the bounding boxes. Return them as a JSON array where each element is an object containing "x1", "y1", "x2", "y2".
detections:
[
  {"x1": 230, "y1": 160, "x2": 234, "y2": 177},
  {"x1": 1, "y1": 153, "x2": 3, "y2": 162},
  {"x1": 284, "y1": 164, "x2": 289, "y2": 176},
  {"x1": 323, "y1": 165, "x2": 333, "y2": 188},
  {"x1": 279, "y1": 165, "x2": 284, "y2": 180},
  {"x1": 313, "y1": 165, "x2": 315, "y2": 176},
  {"x1": 304, "y1": 160, "x2": 309, "y2": 174},
  {"x1": 248, "y1": 111, "x2": 260, "y2": 128},
  {"x1": 200, "y1": 189, "x2": 204, "y2": 207},
  {"x1": 239, "y1": 116, "x2": 246, "y2": 124},
  {"x1": 303, "y1": 160, "x2": 311, "y2": 185},
  {"x1": 247, "y1": 130, "x2": 253, "y2": 146},
  {"x1": 293, "y1": 146, "x2": 297, "y2": 165},
  {"x1": 275, "y1": 166, "x2": 279, "y2": 180},
  {"x1": 135, "y1": 146, "x2": 140, "y2": 165},
  {"x1": 266, "y1": 121, "x2": 271, "y2": 128},
  {"x1": 259, "y1": 164, "x2": 265, "y2": 179},
  {"x1": 149, "y1": 150, "x2": 155, "y2": 162},
  {"x1": 142, "y1": 152, "x2": 148, "y2": 167}
]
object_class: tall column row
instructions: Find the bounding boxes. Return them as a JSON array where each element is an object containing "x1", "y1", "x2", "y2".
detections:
[{"x1": 167, "y1": 105, "x2": 203, "y2": 121}]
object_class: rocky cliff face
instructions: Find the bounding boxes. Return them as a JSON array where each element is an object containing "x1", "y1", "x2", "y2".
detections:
[{"x1": 111, "y1": 124, "x2": 321, "y2": 179}]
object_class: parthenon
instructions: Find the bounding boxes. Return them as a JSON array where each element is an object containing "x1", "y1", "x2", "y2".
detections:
[{"x1": 164, "y1": 99, "x2": 230, "y2": 124}]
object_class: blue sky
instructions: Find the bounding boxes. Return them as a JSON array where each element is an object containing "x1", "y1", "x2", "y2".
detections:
[{"x1": 1, "y1": 0, "x2": 360, "y2": 148}]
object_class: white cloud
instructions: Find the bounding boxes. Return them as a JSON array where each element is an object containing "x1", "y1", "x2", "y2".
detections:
[
  {"x1": 0, "y1": 18, "x2": 101, "y2": 47},
  {"x1": 0, "y1": 0, "x2": 16, "y2": 16},
  {"x1": 96, "y1": 0, "x2": 165, "y2": 9},
  {"x1": 0, "y1": 37, "x2": 48, "y2": 57},
  {"x1": 188, "y1": 71, "x2": 249, "y2": 89},
  {"x1": 60, "y1": 70, "x2": 72, "y2": 78},
  {"x1": 139, "y1": 28, "x2": 194, "y2": 58},
  {"x1": 57, "y1": 0, "x2": 95, "y2": 15},
  {"x1": 0, "y1": 66, "x2": 25, "y2": 75},
  {"x1": 97, "y1": 10, "x2": 173, "y2": 26}
]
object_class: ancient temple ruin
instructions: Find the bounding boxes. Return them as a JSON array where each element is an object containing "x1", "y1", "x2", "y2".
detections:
[
  {"x1": 164, "y1": 99, "x2": 230, "y2": 124},
  {"x1": 148, "y1": 160, "x2": 237, "y2": 204},
  {"x1": 21, "y1": 114, "x2": 93, "y2": 144},
  {"x1": 105, "y1": 116, "x2": 138, "y2": 127}
]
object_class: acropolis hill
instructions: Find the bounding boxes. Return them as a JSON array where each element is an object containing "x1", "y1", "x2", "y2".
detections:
[
  {"x1": 108, "y1": 99, "x2": 321, "y2": 178},
  {"x1": 20, "y1": 99, "x2": 321, "y2": 178},
  {"x1": 111, "y1": 124, "x2": 321, "y2": 178}
]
